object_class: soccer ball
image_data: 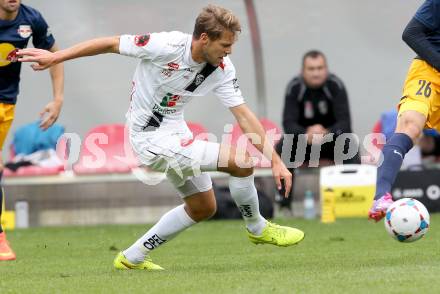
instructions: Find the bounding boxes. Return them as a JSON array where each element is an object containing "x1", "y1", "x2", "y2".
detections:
[{"x1": 384, "y1": 198, "x2": 430, "y2": 242}]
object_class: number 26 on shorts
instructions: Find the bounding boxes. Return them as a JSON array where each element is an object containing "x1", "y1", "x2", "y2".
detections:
[{"x1": 416, "y1": 80, "x2": 432, "y2": 98}]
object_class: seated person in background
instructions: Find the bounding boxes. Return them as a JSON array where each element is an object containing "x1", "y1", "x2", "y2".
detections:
[
  {"x1": 371, "y1": 109, "x2": 422, "y2": 169},
  {"x1": 276, "y1": 50, "x2": 359, "y2": 167},
  {"x1": 419, "y1": 129, "x2": 440, "y2": 159},
  {"x1": 371, "y1": 109, "x2": 440, "y2": 167},
  {"x1": 275, "y1": 50, "x2": 359, "y2": 213}
]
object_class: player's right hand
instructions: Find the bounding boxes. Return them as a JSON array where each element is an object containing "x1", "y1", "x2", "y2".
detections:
[
  {"x1": 17, "y1": 48, "x2": 56, "y2": 71},
  {"x1": 271, "y1": 160, "x2": 292, "y2": 198}
]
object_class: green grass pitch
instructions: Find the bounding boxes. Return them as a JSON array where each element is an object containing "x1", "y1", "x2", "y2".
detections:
[{"x1": 1, "y1": 216, "x2": 439, "y2": 293}]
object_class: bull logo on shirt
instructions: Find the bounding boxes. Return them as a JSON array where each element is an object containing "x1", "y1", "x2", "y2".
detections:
[
  {"x1": 17, "y1": 25, "x2": 32, "y2": 38},
  {"x1": 134, "y1": 34, "x2": 150, "y2": 47},
  {"x1": 0, "y1": 43, "x2": 17, "y2": 67}
]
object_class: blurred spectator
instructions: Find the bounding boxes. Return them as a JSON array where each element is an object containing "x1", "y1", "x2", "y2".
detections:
[
  {"x1": 276, "y1": 50, "x2": 359, "y2": 167},
  {"x1": 275, "y1": 50, "x2": 359, "y2": 215},
  {"x1": 419, "y1": 130, "x2": 440, "y2": 158}
]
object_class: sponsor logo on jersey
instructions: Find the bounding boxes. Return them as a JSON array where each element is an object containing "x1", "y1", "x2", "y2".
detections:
[
  {"x1": 134, "y1": 34, "x2": 150, "y2": 47},
  {"x1": 17, "y1": 25, "x2": 32, "y2": 38},
  {"x1": 6, "y1": 48, "x2": 18, "y2": 62},
  {"x1": 152, "y1": 104, "x2": 177, "y2": 114},
  {"x1": 161, "y1": 63, "x2": 180, "y2": 78},
  {"x1": 161, "y1": 68, "x2": 173, "y2": 78},
  {"x1": 160, "y1": 92, "x2": 181, "y2": 107},
  {"x1": 0, "y1": 43, "x2": 17, "y2": 67},
  {"x1": 167, "y1": 62, "x2": 180, "y2": 70}
]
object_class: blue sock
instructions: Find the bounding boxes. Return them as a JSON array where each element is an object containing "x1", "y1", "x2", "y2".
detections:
[{"x1": 375, "y1": 133, "x2": 413, "y2": 199}]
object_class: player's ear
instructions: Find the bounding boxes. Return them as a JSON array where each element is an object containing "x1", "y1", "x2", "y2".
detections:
[{"x1": 199, "y1": 33, "x2": 209, "y2": 44}]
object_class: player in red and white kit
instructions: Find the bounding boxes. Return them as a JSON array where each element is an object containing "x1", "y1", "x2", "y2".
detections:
[{"x1": 18, "y1": 5, "x2": 304, "y2": 270}]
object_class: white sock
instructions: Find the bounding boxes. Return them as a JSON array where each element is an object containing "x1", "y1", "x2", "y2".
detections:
[
  {"x1": 229, "y1": 174, "x2": 267, "y2": 235},
  {"x1": 123, "y1": 204, "x2": 196, "y2": 263}
]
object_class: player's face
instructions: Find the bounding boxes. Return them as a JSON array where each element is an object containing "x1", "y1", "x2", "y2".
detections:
[
  {"x1": 0, "y1": 0, "x2": 20, "y2": 13},
  {"x1": 302, "y1": 56, "x2": 328, "y2": 88},
  {"x1": 201, "y1": 30, "x2": 236, "y2": 66}
]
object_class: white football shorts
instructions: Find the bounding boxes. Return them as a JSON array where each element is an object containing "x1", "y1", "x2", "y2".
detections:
[{"x1": 130, "y1": 129, "x2": 220, "y2": 198}]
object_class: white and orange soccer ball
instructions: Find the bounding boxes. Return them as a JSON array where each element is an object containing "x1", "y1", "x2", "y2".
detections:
[{"x1": 384, "y1": 198, "x2": 430, "y2": 242}]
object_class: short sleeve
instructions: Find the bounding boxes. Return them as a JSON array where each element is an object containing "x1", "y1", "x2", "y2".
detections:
[
  {"x1": 415, "y1": 0, "x2": 440, "y2": 31},
  {"x1": 32, "y1": 11, "x2": 55, "y2": 50},
  {"x1": 119, "y1": 32, "x2": 166, "y2": 60},
  {"x1": 213, "y1": 62, "x2": 245, "y2": 108}
]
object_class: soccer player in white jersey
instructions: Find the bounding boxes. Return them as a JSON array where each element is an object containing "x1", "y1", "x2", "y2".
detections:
[{"x1": 17, "y1": 5, "x2": 305, "y2": 270}]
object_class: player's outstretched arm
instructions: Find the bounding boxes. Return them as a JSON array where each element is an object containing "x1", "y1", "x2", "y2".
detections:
[
  {"x1": 17, "y1": 36, "x2": 121, "y2": 71},
  {"x1": 230, "y1": 104, "x2": 292, "y2": 197}
]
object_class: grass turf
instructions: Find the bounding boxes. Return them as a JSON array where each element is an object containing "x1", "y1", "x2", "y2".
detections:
[{"x1": 0, "y1": 216, "x2": 439, "y2": 294}]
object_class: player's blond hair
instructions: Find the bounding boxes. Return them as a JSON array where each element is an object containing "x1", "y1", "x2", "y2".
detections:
[{"x1": 193, "y1": 4, "x2": 241, "y2": 40}]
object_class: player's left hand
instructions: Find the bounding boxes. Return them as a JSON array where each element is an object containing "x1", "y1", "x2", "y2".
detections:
[
  {"x1": 40, "y1": 100, "x2": 62, "y2": 130},
  {"x1": 17, "y1": 48, "x2": 56, "y2": 71},
  {"x1": 272, "y1": 160, "x2": 292, "y2": 198}
]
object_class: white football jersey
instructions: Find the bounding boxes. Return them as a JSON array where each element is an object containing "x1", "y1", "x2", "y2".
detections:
[{"x1": 119, "y1": 31, "x2": 244, "y2": 136}]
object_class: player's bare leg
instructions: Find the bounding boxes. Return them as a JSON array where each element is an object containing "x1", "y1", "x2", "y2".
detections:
[
  {"x1": 369, "y1": 110, "x2": 426, "y2": 221},
  {"x1": 183, "y1": 189, "x2": 217, "y2": 222},
  {"x1": 218, "y1": 144, "x2": 304, "y2": 246},
  {"x1": 117, "y1": 145, "x2": 260, "y2": 270}
]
